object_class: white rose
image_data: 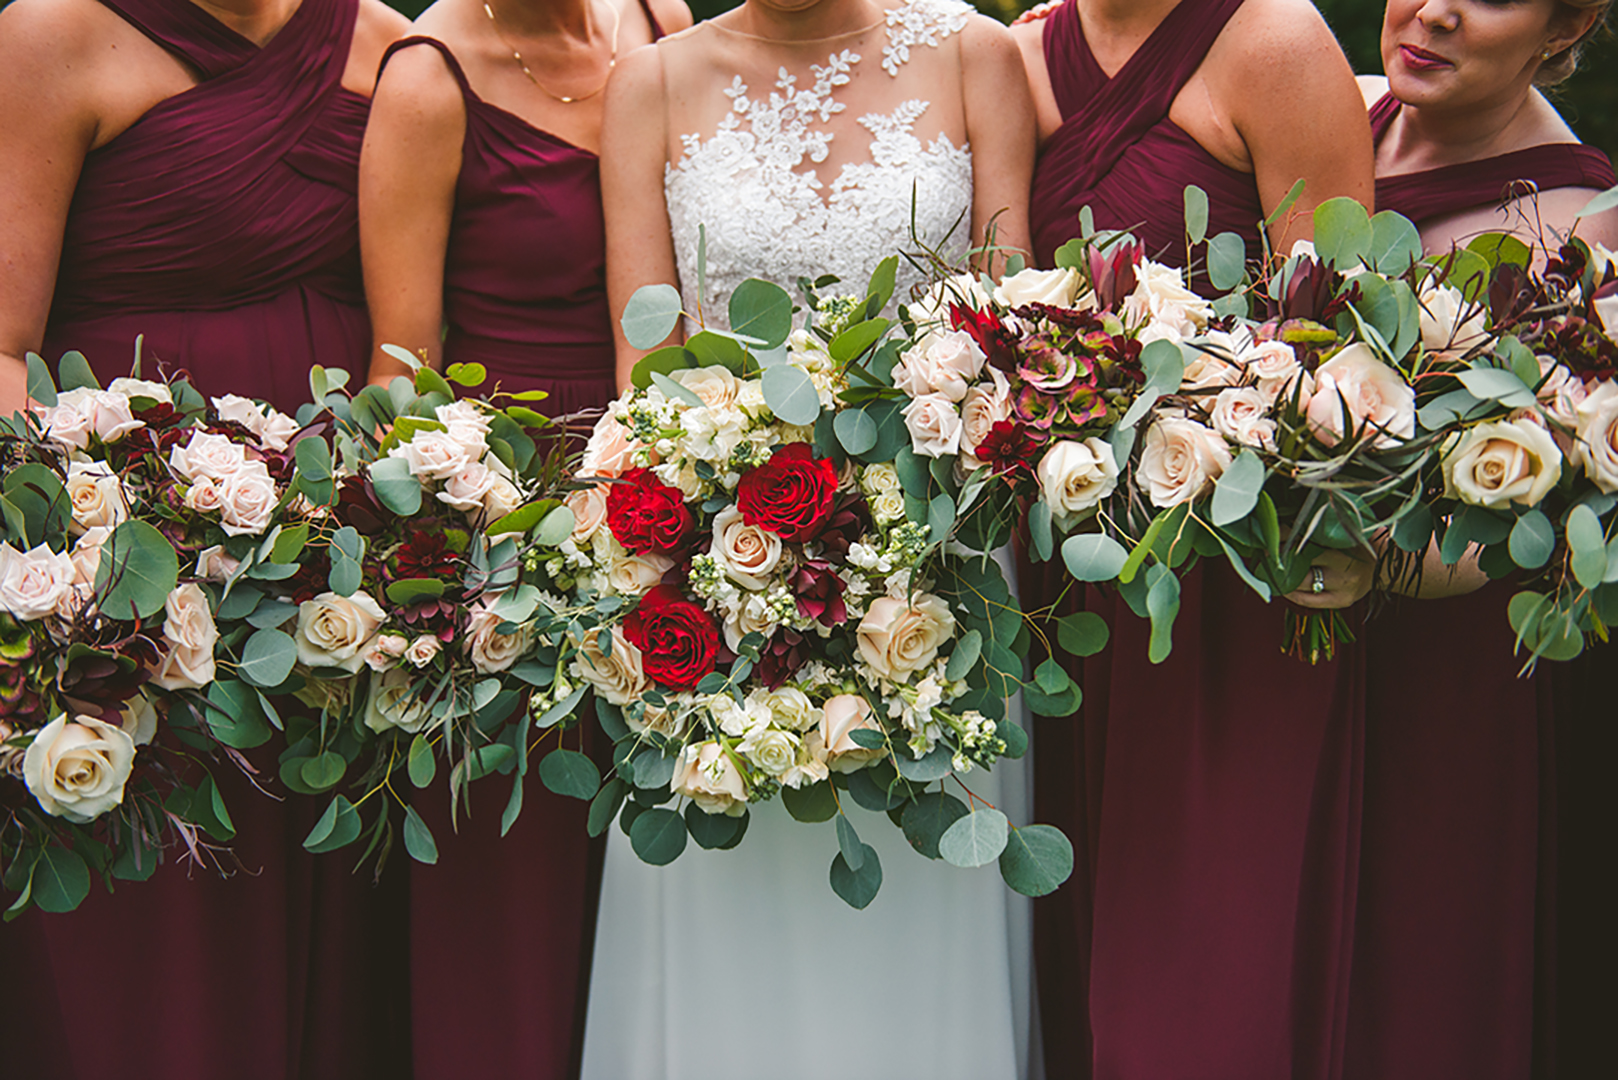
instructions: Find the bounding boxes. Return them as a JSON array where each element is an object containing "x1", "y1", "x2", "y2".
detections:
[
  {"x1": 435, "y1": 461, "x2": 497, "y2": 512},
  {"x1": 1139, "y1": 416, "x2": 1234, "y2": 507},
  {"x1": 362, "y1": 667, "x2": 434, "y2": 735},
  {"x1": 1305, "y1": 343, "x2": 1416, "y2": 448},
  {"x1": 958, "y1": 367, "x2": 1013, "y2": 467},
  {"x1": 120, "y1": 693, "x2": 159, "y2": 747},
  {"x1": 1419, "y1": 281, "x2": 1490, "y2": 359},
  {"x1": 212, "y1": 394, "x2": 299, "y2": 450},
  {"x1": 465, "y1": 602, "x2": 533, "y2": 674},
  {"x1": 194, "y1": 545, "x2": 240, "y2": 583},
  {"x1": 1241, "y1": 340, "x2": 1303, "y2": 390},
  {"x1": 0, "y1": 542, "x2": 78, "y2": 621},
  {"x1": 871, "y1": 489, "x2": 906, "y2": 522},
  {"x1": 1180, "y1": 348, "x2": 1243, "y2": 392},
  {"x1": 711, "y1": 506, "x2": 783, "y2": 590},
  {"x1": 108, "y1": 377, "x2": 171, "y2": 404},
  {"x1": 1210, "y1": 386, "x2": 1278, "y2": 449},
  {"x1": 1572, "y1": 380, "x2": 1618, "y2": 492},
  {"x1": 994, "y1": 266, "x2": 1082, "y2": 309},
  {"x1": 766, "y1": 686, "x2": 820, "y2": 732},
  {"x1": 1037, "y1": 438, "x2": 1119, "y2": 526},
  {"x1": 218, "y1": 461, "x2": 278, "y2": 536},
  {"x1": 22, "y1": 714, "x2": 135, "y2": 822},
  {"x1": 65, "y1": 460, "x2": 128, "y2": 535},
  {"x1": 900, "y1": 393, "x2": 963, "y2": 458},
  {"x1": 361, "y1": 632, "x2": 410, "y2": 672},
  {"x1": 606, "y1": 548, "x2": 674, "y2": 596},
  {"x1": 1440, "y1": 418, "x2": 1563, "y2": 508},
  {"x1": 581, "y1": 409, "x2": 647, "y2": 479},
  {"x1": 1123, "y1": 261, "x2": 1213, "y2": 342},
  {"x1": 566, "y1": 485, "x2": 609, "y2": 543},
  {"x1": 390, "y1": 430, "x2": 475, "y2": 482},
  {"x1": 819, "y1": 695, "x2": 885, "y2": 773},
  {"x1": 894, "y1": 330, "x2": 987, "y2": 403},
  {"x1": 739, "y1": 726, "x2": 799, "y2": 777},
  {"x1": 295, "y1": 591, "x2": 386, "y2": 673},
  {"x1": 671, "y1": 741, "x2": 748, "y2": 817},
  {"x1": 149, "y1": 583, "x2": 218, "y2": 691},
  {"x1": 70, "y1": 527, "x2": 111, "y2": 588},
  {"x1": 482, "y1": 475, "x2": 524, "y2": 525},
  {"x1": 672, "y1": 366, "x2": 740, "y2": 409},
  {"x1": 435, "y1": 401, "x2": 492, "y2": 459},
  {"x1": 721, "y1": 590, "x2": 780, "y2": 653},
  {"x1": 403, "y1": 635, "x2": 441, "y2": 668},
  {"x1": 37, "y1": 388, "x2": 142, "y2": 449},
  {"x1": 169, "y1": 429, "x2": 250, "y2": 483},
  {"x1": 1537, "y1": 358, "x2": 1588, "y2": 430},
  {"x1": 571, "y1": 627, "x2": 649, "y2": 705},
  {"x1": 857, "y1": 594, "x2": 956, "y2": 681},
  {"x1": 910, "y1": 272, "x2": 992, "y2": 324},
  {"x1": 184, "y1": 476, "x2": 224, "y2": 514},
  {"x1": 1596, "y1": 293, "x2": 1618, "y2": 341}
]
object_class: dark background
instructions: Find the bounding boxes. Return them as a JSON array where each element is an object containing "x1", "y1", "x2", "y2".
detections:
[{"x1": 377, "y1": 0, "x2": 1615, "y2": 159}]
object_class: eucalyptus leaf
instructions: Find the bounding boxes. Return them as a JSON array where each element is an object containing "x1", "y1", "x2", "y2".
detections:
[
  {"x1": 621, "y1": 283, "x2": 684, "y2": 350},
  {"x1": 833, "y1": 407, "x2": 879, "y2": 455},
  {"x1": 1508, "y1": 510, "x2": 1556, "y2": 570},
  {"x1": 538, "y1": 749, "x2": 602, "y2": 801},
  {"x1": 94, "y1": 520, "x2": 180, "y2": 621},
  {"x1": 31, "y1": 847, "x2": 91, "y2": 914},
  {"x1": 1210, "y1": 449, "x2": 1265, "y2": 527},
  {"x1": 1567, "y1": 504, "x2": 1608, "y2": 588},
  {"x1": 1206, "y1": 231, "x2": 1247, "y2": 291},
  {"x1": 999, "y1": 825, "x2": 1074, "y2": 898},
  {"x1": 629, "y1": 807, "x2": 688, "y2": 865},
  {"x1": 1314, "y1": 196, "x2": 1373, "y2": 271},
  {"x1": 1056, "y1": 612, "x2": 1110, "y2": 657},
  {"x1": 1062, "y1": 533, "x2": 1129, "y2": 582},
  {"x1": 829, "y1": 843, "x2": 882, "y2": 909},
  {"x1": 403, "y1": 805, "x2": 439, "y2": 864},
  {"x1": 761, "y1": 364, "x2": 820, "y2": 425},
  {"x1": 369, "y1": 455, "x2": 423, "y2": 515},
  {"x1": 902, "y1": 790, "x2": 969, "y2": 859},
  {"x1": 1184, "y1": 184, "x2": 1209, "y2": 246},
  {"x1": 835, "y1": 814, "x2": 865, "y2": 872},
  {"x1": 237, "y1": 628, "x2": 298, "y2": 688},
  {"x1": 939, "y1": 808, "x2": 1010, "y2": 868},
  {"x1": 408, "y1": 734, "x2": 437, "y2": 788},
  {"x1": 782, "y1": 780, "x2": 839, "y2": 823},
  {"x1": 728, "y1": 279, "x2": 794, "y2": 349},
  {"x1": 303, "y1": 796, "x2": 362, "y2": 854}
]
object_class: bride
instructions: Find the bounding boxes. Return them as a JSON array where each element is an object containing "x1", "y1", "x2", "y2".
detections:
[{"x1": 584, "y1": 2, "x2": 1039, "y2": 1078}]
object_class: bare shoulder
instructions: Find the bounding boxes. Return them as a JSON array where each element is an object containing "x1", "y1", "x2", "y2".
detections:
[
  {"x1": 610, "y1": 38, "x2": 671, "y2": 102},
  {"x1": 959, "y1": 10, "x2": 1021, "y2": 67},
  {"x1": 371, "y1": 36, "x2": 465, "y2": 123},
  {"x1": 1358, "y1": 74, "x2": 1389, "y2": 108},
  {"x1": 647, "y1": 0, "x2": 694, "y2": 36},
  {"x1": 357, "y1": 0, "x2": 412, "y2": 43},
  {"x1": 0, "y1": 0, "x2": 125, "y2": 75},
  {"x1": 1219, "y1": 0, "x2": 1344, "y2": 78}
]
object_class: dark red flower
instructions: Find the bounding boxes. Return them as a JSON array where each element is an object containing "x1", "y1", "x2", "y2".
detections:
[
  {"x1": 950, "y1": 303, "x2": 1019, "y2": 372},
  {"x1": 791, "y1": 560, "x2": 848, "y2": 629},
  {"x1": 736, "y1": 443, "x2": 838, "y2": 542},
  {"x1": 976, "y1": 420, "x2": 1042, "y2": 476},
  {"x1": 607, "y1": 468, "x2": 694, "y2": 555},
  {"x1": 756, "y1": 628, "x2": 809, "y2": 690},
  {"x1": 393, "y1": 529, "x2": 461, "y2": 580},
  {"x1": 624, "y1": 585, "x2": 719, "y2": 691},
  {"x1": 1089, "y1": 240, "x2": 1142, "y2": 310},
  {"x1": 813, "y1": 491, "x2": 870, "y2": 559}
]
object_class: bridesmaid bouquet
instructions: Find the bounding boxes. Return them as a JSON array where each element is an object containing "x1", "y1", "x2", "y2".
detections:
[
  {"x1": 565, "y1": 263, "x2": 1072, "y2": 907},
  {"x1": 2, "y1": 354, "x2": 303, "y2": 914},
  {"x1": 1412, "y1": 198, "x2": 1618, "y2": 666}
]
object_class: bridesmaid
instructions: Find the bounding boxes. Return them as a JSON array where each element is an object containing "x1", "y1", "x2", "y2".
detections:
[
  {"x1": 0, "y1": 0, "x2": 414, "y2": 1076},
  {"x1": 1352, "y1": 2, "x2": 1615, "y2": 1076},
  {"x1": 1010, "y1": 1, "x2": 1375, "y2": 1075},
  {"x1": 359, "y1": 0, "x2": 688, "y2": 1074}
]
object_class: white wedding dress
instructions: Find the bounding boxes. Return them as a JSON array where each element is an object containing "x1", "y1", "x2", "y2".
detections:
[{"x1": 582, "y1": 5, "x2": 1038, "y2": 1078}]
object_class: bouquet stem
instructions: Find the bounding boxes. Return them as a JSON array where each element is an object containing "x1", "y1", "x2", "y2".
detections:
[{"x1": 1281, "y1": 608, "x2": 1356, "y2": 664}]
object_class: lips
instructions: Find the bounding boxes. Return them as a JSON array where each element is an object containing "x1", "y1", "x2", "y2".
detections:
[{"x1": 1399, "y1": 43, "x2": 1452, "y2": 71}]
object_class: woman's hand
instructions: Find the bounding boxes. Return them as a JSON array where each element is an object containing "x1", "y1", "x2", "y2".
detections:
[
  {"x1": 1285, "y1": 549, "x2": 1375, "y2": 610},
  {"x1": 1011, "y1": 1, "x2": 1061, "y2": 27}
]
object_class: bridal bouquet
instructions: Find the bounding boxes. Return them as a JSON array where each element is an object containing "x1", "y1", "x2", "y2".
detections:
[
  {"x1": 551, "y1": 264, "x2": 1072, "y2": 907},
  {"x1": 2, "y1": 354, "x2": 300, "y2": 915},
  {"x1": 1408, "y1": 199, "x2": 1618, "y2": 666}
]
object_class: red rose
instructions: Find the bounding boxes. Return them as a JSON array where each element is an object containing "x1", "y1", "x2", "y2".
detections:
[
  {"x1": 624, "y1": 585, "x2": 720, "y2": 691},
  {"x1": 606, "y1": 468, "x2": 693, "y2": 555},
  {"x1": 736, "y1": 443, "x2": 838, "y2": 541}
]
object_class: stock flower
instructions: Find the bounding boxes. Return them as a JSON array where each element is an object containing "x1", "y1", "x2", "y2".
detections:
[
  {"x1": 0, "y1": 542, "x2": 77, "y2": 621},
  {"x1": 671, "y1": 741, "x2": 747, "y2": 816},
  {"x1": 624, "y1": 585, "x2": 720, "y2": 690},
  {"x1": 22, "y1": 714, "x2": 136, "y2": 822},
  {"x1": 736, "y1": 443, "x2": 838, "y2": 541},
  {"x1": 1305, "y1": 343, "x2": 1415, "y2": 448},
  {"x1": 1139, "y1": 416, "x2": 1232, "y2": 507},
  {"x1": 1036, "y1": 438, "x2": 1119, "y2": 525},
  {"x1": 1441, "y1": 418, "x2": 1563, "y2": 508},
  {"x1": 606, "y1": 468, "x2": 694, "y2": 555},
  {"x1": 65, "y1": 461, "x2": 128, "y2": 535},
  {"x1": 820, "y1": 695, "x2": 885, "y2": 773},
  {"x1": 295, "y1": 591, "x2": 386, "y2": 673},
  {"x1": 857, "y1": 595, "x2": 956, "y2": 681},
  {"x1": 711, "y1": 506, "x2": 784, "y2": 589},
  {"x1": 792, "y1": 560, "x2": 848, "y2": 628}
]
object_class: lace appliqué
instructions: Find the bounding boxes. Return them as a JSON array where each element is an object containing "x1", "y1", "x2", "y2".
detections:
[{"x1": 665, "y1": 0, "x2": 975, "y2": 331}]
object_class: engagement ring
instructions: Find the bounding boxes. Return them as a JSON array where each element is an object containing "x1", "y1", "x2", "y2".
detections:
[{"x1": 1311, "y1": 567, "x2": 1326, "y2": 594}]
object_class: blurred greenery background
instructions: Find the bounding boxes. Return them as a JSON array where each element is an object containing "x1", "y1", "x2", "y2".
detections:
[{"x1": 379, "y1": 0, "x2": 1615, "y2": 158}]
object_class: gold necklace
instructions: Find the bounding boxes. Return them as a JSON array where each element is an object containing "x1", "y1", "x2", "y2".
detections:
[{"x1": 483, "y1": 0, "x2": 621, "y2": 105}]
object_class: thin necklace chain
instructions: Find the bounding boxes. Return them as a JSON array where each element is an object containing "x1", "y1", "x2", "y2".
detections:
[{"x1": 483, "y1": 0, "x2": 621, "y2": 105}]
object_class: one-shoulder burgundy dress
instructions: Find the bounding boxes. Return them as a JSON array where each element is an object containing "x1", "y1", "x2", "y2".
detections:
[
  {"x1": 3, "y1": 1, "x2": 405, "y2": 1078},
  {"x1": 40, "y1": 0, "x2": 371, "y2": 409},
  {"x1": 377, "y1": 18, "x2": 658, "y2": 1075},
  {"x1": 1349, "y1": 94, "x2": 1617, "y2": 1078},
  {"x1": 1028, "y1": 3, "x2": 1364, "y2": 1076}
]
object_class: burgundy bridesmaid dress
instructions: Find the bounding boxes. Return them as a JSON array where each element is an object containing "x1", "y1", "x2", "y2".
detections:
[
  {"x1": 3, "y1": 1, "x2": 407, "y2": 1078},
  {"x1": 1348, "y1": 95, "x2": 1617, "y2": 1079},
  {"x1": 378, "y1": 18, "x2": 658, "y2": 1075},
  {"x1": 40, "y1": 0, "x2": 372, "y2": 410},
  {"x1": 1028, "y1": 3, "x2": 1364, "y2": 1077}
]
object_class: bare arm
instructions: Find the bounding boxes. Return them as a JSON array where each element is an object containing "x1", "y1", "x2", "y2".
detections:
[
  {"x1": 961, "y1": 16, "x2": 1035, "y2": 274},
  {"x1": 0, "y1": 2, "x2": 99, "y2": 413},
  {"x1": 601, "y1": 43, "x2": 679, "y2": 389},
  {"x1": 359, "y1": 42, "x2": 465, "y2": 386},
  {"x1": 1222, "y1": 0, "x2": 1376, "y2": 255}
]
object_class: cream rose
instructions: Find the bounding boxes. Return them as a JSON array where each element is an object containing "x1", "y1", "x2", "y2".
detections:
[
  {"x1": 766, "y1": 686, "x2": 820, "y2": 732},
  {"x1": 65, "y1": 460, "x2": 128, "y2": 535},
  {"x1": 910, "y1": 272, "x2": 992, "y2": 325},
  {"x1": 436, "y1": 461, "x2": 497, "y2": 512},
  {"x1": 1419, "y1": 281, "x2": 1490, "y2": 359},
  {"x1": 218, "y1": 461, "x2": 278, "y2": 536},
  {"x1": 22, "y1": 714, "x2": 136, "y2": 822},
  {"x1": 295, "y1": 591, "x2": 386, "y2": 673},
  {"x1": 1139, "y1": 416, "x2": 1233, "y2": 507},
  {"x1": 1572, "y1": 380, "x2": 1618, "y2": 492},
  {"x1": 120, "y1": 693, "x2": 159, "y2": 747},
  {"x1": 819, "y1": 695, "x2": 885, "y2": 773},
  {"x1": 404, "y1": 635, "x2": 441, "y2": 668},
  {"x1": 900, "y1": 393, "x2": 963, "y2": 458},
  {"x1": 195, "y1": 545, "x2": 241, "y2": 583},
  {"x1": 465, "y1": 602, "x2": 534, "y2": 674},
  {"x1": 581, "y1": 409, "x2": 646, "y2": 478},
  {"x1": 36, "y1": 388, "x2": 142, "y2": 449},
  {"x1": 739, "y1": 726, "x2": 799, "y2": 777},
  {"x1": 605, "y1": 549, "x2": 674, "y2": 597},
  {"x1": 711, "y1": 506, "x2": 783, "y2": 590},
  {"x1": 959, "y1": 367, "x2": 1013, "y2": 467},
  {"x1": 1210, "y1": 386, "x2": 1278, "y2": 449},
  {"x1": 1179, "y1": 348, "x2": 1243, "y2": 392},
  {"x1": 390, "y1": 430, "x2": 476, "y2": 482},
  {"x1": 894, "y1": 329, "x2": 987, "y2": 402},
  {"x1": 994, "y1": 266, "x2": 1082, "y2": 309},
  {"x1": 672, "y1": 365, "x2": 741, "y2": 410},
  {"x1": 1537, "y1": 358, "x2": 1588, "y2": 430},
  {"x1": 169, "y1": 429, "x2": 250, "y2": 483},
  {"x1": 213, "y1": 394, "x2": 300, "y2": 451},
  {"x1": 0, "y1": 542, "x2": 78, "y2": 621},
  {"x1": 434, "y1": 400, "x2": 493, "y2": 459},
  {"x1": 1123, "y1": 261, "x2": 1213, "y2": 342},
  {"x1": 1037, "y1": 438, "x2": 1119, "y2": 525},
  {"x1": 571, "y1": 626, "x2": 648, "y2": 705},
  {"x1": 1440, "y1": 418, "x2": 1563, "y2": 508},
  {"x1": 671, "y1": 741, "x2": 748, "y2": 816},
  {"x1": 70, "y1": 527, "x2": 111, "y2": 588},
  {"x1": 108, "y1": 377, "x2": 171, "y2": 404},
  {"x1": 149, "y1": 583, "x2": 218, "y2": 691},
  {"x1": 857, "y1": 594, "x2": 957, "y2": 681},
  {"x1": 482, "y1": 475, "x2": 524, "y2": 525},
  {"x1": 184, "y1": 477, "x2": 224, "y2": 514},
  {"x1": 362, "y1": 667, "x2": 434, "y2": 735},
  {"x1": 1305, "y1": 343, "x2": 1416, "y2": 448},
  {"x1": 566, "y1": 485, "x2": 610, "y2": 543}
]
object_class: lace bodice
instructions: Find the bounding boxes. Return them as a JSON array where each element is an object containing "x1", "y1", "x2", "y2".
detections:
[{"x1": 664, "y1": 0, "x2": 975, "y2": 329}]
